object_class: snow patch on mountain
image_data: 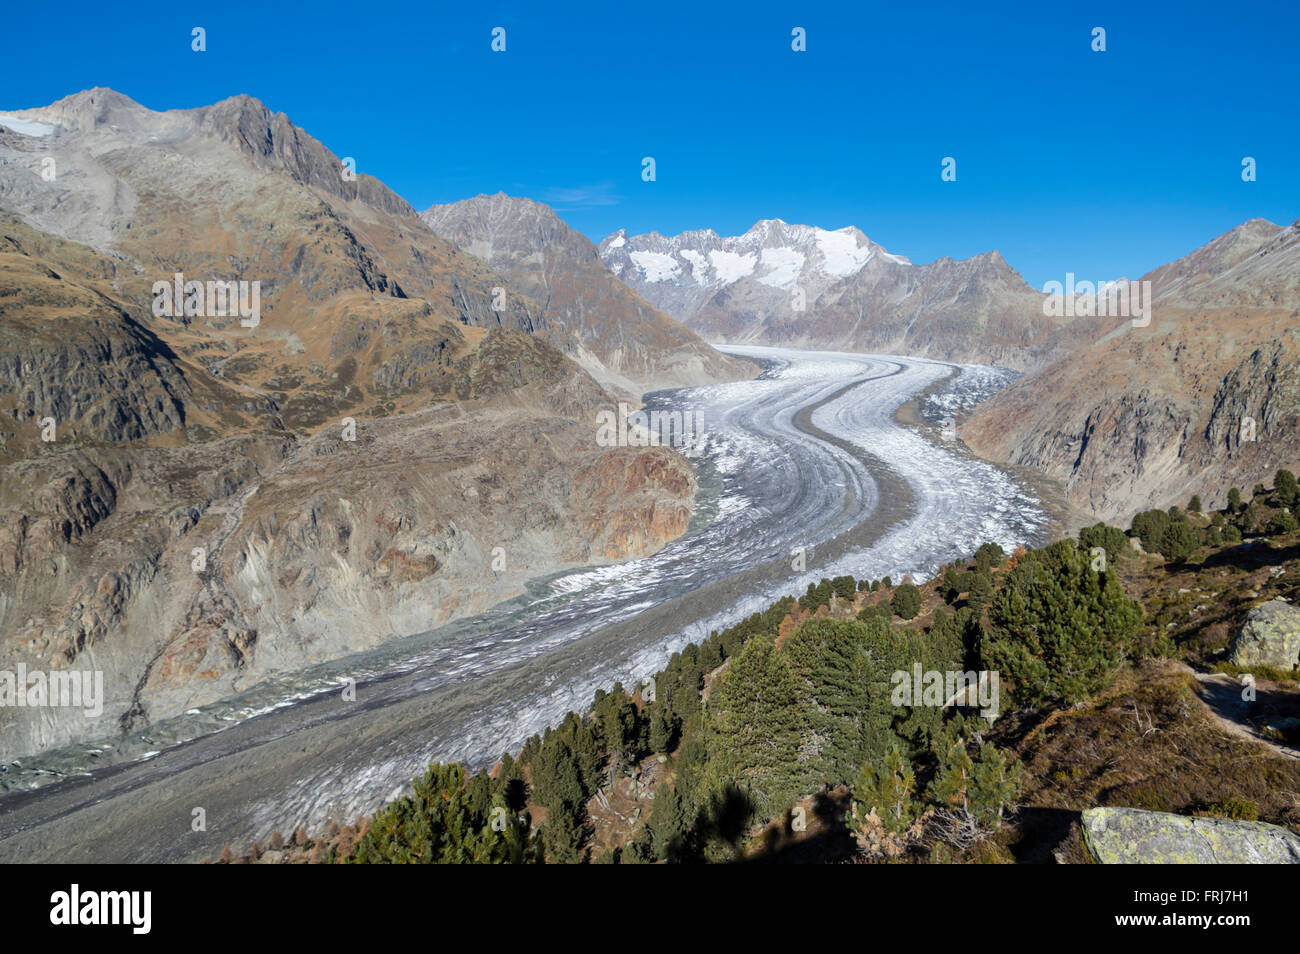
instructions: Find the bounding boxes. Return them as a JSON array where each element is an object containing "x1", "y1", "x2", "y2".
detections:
[
  {"x1": 679, "y1": 249, "x2": 710, "y2": 285},
  {"x1": 815, "y1": 228, "x2": 873, "y2": 275},
  {"x1": 758, "y1": 247, "x2": 805, "y2": 288},
  {"x1": 0, "y1": 114, "x2": 55, "y2": 137},
  {"x1": 629, "y1": 249, "x2": 680, "y2": 282},
  {"x1": 709, "y1": 249, "x2": 757, "y2": 283}
]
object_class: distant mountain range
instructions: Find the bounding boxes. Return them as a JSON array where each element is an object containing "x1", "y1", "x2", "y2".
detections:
[{"x1": 599, "y1": 220, "x2": 1101, "y2": 370}]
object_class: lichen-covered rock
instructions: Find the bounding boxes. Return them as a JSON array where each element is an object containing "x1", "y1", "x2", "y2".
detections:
[
  {"x1": 1082, "y1": 807, "x2": 1300, "y2": 864},
  {"x1": 1229, "y1": 598, "x2": 1300, "y2": 670}
]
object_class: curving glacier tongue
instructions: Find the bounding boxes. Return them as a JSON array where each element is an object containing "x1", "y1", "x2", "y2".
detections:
[{"x1": 0, "y1": 347, "x2": 1046, "y2": 862}]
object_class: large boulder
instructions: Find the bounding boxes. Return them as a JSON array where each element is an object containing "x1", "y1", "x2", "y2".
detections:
[
  {"x1": 1082, "y1": 807, "x2": 1300, "y2": 864},
  {"x1": 1229, "y1": 598, "x2": 1300, "y2": 670}
]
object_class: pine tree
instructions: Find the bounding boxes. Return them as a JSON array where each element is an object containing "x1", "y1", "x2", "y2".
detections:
[
  {"x1": 1277, "y1": 469, "x2": 1299, "y2": 508},
  {"x1": 1241, "y1": 502, "x2": 1258, "y2": 531},
  {"x1": 646, "y1": 783, "x2": 687, "y2": 860},
  {"x1": 964, "y1": 569, "x2": 993, "y2": 611},
  {"x1": 531, "y1": 736, "x2": 586, "y2": 810},
  {"x1": 785, "y1": 619, "x2": 873, "y2": 787},
  {"x1": 1160, "y1": 519, "x2": 1198, "y2": 564},
  {"x1": 941, "y1": 565, "x2": 964, "y2": 603},
  {"x1": 969, "y1": 742, "x2": 1021, "y2": 828},
  {"x1": 1268, "y1": 508, "x2": 1299, "y2": 535},
  {"x1": 648, "y1": 702, "x2": 679, "y2": 755},
  {"x1": 594, "y1": 689, "x2": 643, "y2": 780},
  {"x1": 539, "y1": 806, "x2": 586, "y2": 864},
  {"x1": 1079, "y1": 523, "x2": 1127, "y2": 562},
  {"x1": 974, "y1": 542, "x2": 1005, "y2": 573},
  {"x1": 891, "y1": 582, "x2": 922, "y2": 620},
  {"x1": 706, "y1": 634, "x2": 808, "y2": 821},
  {"x1": 927, "y1": 732, "x2": 1020, "y2": 847},
  {"x1": 853, "y1": 747, "x2": 916, "y2": 834},
  {"x1": 1131, "y1": 509, "x2": 1171, "y2": 553},
  {"x1": 983, "y1": 540, "x2": 1142, "y2": 705},
  {"x1": 930, "y1": 736, "x2": 975, "y2": 817},
  {"x1": 350, "y1": 763, "x2": 537, "y2": 864}
]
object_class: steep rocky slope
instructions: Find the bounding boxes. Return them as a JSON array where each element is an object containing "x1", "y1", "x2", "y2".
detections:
[
  {"x1": 599, "y1": 220, "x2": 1107, "y2": 369},
  {"x1": 423, "y1": 194, "x2": 752, "y2": 396},
  {"x1": 962, "y1": 218, "x2": 1300, "y2": 524},
  {"x1": 0, "y1": 91, "x2": 706, "y2": 761}
]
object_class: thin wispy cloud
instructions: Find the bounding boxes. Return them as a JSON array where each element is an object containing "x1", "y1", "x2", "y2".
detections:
[{"x1": 540, "y1": 182, "x2": 621, "y2": 210}]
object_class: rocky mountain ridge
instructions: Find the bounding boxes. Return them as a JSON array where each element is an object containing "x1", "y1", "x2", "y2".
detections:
[
  {"x1": 0, "y1": 90, "x2": 723, "y2": 762},
  {"x1": 962, "y1": 218, "x2": 1300, "y2": 524},
  {"x1": 599, "y1": 219, "x2": 1122, "y2": 369},
  {"x1": 423, "y1": 193, "x2": 752, "y2": 396}
]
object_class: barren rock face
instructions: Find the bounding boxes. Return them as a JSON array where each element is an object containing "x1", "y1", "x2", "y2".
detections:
[
  {"x1": 962, "y1": 219, "x2": 1300, "y2": 525},
  {"x1": 0, "y1": 91, "x2": 713, "y2": 762},
  {"x1": 422, "y1": 193, "x2": 754, "y2": 397}
]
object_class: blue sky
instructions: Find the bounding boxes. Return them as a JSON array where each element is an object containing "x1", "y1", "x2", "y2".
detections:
[{"x1": 2, "y1": 0, "x2": 1297, "y2": 286}]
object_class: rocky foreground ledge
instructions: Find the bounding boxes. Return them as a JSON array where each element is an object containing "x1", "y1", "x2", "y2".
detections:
[{"x1": 1082, "y1": 807, "x2": 1300, "y2": 863}]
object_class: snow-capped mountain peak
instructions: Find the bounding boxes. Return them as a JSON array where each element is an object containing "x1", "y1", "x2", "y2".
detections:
[
  {"x1": 597, "y1": 218, "x2": 1059, "y2": 368},
  {"x1": 598, "y1": 219, "x2": 912, "y2": 317}
]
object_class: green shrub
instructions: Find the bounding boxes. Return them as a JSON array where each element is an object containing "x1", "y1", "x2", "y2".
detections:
[
  {"x1": 982, "y1": 540, "x2": 1143, "y2": 705},
  {"x1": 891, "y1": 583, "x2": 923, "y2": 620},
  {"x1": 350, "y1": 763, "x2": 536, "y2": 864},
  {"x1": 853, "y1": 746, "x2": 916, "y2": 834},
  {"x1": 974, "y1": 542, "x2": 1005, "y2": 573},
  {"x1": 1160, "y1": 519, "x2": 1198, "y2": 564},
  {"x1": 1202, "y1": 799, "x2": 1259, "y2": 821},
  {"x1": 1079, "y1": 523, "x2": 1127, "y2": 563},
  {"x1": 1131, "y1": 509, "x2": 1171, "y2": 553},
  {"x1": 1267, "y1": 509, "x2": 1299, "y2": 535},
  {"x1": 928, "y1": 732, "x2": 1022, "y2": 835},
  {"x1": 857, "y1": 603, "x2": 891, "y2": 624},
  {"x1": 1277, "y1": 469, "x2": 1299, "y2": 508}
]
